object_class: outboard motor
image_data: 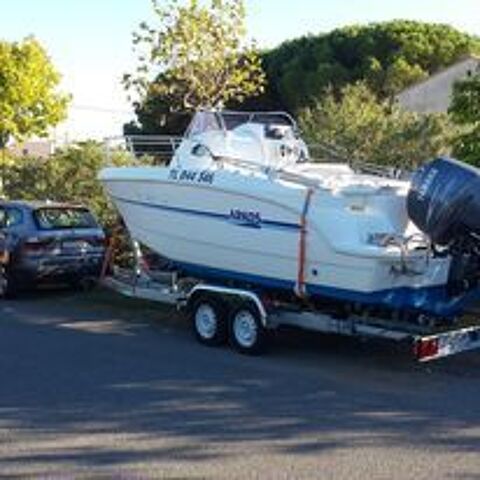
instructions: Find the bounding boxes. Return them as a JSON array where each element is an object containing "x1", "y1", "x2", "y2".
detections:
[{"x1": 407, "y1": 157, "x2": 480, "y2": 293}]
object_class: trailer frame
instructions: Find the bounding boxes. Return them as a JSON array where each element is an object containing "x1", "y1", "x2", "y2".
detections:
[{"x1": 100, "y1": 242, "x2": 480, "y2": 362}]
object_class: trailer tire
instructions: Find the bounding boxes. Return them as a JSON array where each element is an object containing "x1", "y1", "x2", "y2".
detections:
[
  {"x1": 229, "y1": 303, "x2": 267, "y2": 355},
  {"x1": 190, "y1": 296, "x2": 228, "y2": 347}
]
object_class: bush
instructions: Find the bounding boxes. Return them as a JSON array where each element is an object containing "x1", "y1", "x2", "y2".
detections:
[
  {"x1": 0, "y1": 141, "x2": 131, "y2": 228},
  {"x1": 299, "y1": 83, "x2": 453, "y2": 170},
  {"x1": 449, "y1": 73, "x2": 480, "y2": 166}
]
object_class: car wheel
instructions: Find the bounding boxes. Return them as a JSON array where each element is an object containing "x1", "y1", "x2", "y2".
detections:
[
  {"x1": 0, "y1": 267, "x2": 7, "y2": 298},
  {"x1": 0, "y1": 268, "x2": 18, "y2": 299}
]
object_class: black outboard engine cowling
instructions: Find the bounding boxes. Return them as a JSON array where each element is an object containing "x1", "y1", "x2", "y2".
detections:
[
  {"x1": 407, "y1": 157, "x2": 480, "y2": 246},
  {"x1": 408, "y1": 157, "x2": 480, "y2": 294}
]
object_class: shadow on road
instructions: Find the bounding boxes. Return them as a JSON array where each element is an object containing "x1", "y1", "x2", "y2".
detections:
[{"x1": 0, "y1": 290, "x2": 479, "y2": 475}]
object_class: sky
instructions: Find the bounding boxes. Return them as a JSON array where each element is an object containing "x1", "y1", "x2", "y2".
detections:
[{"x1": 2, "y1": 0, "x2": 480, "y2": 141}]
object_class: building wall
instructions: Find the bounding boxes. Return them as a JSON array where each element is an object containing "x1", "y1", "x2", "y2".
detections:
[
  {"x1": 396, "y1": 57, "x2": 480, "y2": 114},
  {"x1": 8, "y1": 140, "x2": 54, "y2": 159}
]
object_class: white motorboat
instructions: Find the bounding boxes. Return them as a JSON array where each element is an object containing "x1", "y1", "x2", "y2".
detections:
[{"x1": 99, "y1": 110, "x2": 480, "y2": 322}]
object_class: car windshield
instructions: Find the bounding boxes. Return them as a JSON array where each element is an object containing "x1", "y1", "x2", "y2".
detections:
[{"x1": 34, "y1": 208, "x2": 97, "y2": 230}]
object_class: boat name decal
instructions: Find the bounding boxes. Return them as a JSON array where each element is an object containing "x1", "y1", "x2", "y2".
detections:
[
  {"x1": 230, "y1": 209, "x2": 262, "y2": 228},
  {"x1": 169, "y1": 169, "x2": 215, "y2": 185}
]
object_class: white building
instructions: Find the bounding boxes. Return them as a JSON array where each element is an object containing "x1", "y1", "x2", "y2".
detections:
[
  {"x1": 396, "y1": 55, "x2": 480, "y2": 114},
  {"x1": 8, "y1": 139, "x2": 55, "y2": 159}
]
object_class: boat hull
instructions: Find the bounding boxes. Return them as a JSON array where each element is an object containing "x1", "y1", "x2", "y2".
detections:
[{"x1": 99, "y1": 165, "x2": 475, "y2": 318}]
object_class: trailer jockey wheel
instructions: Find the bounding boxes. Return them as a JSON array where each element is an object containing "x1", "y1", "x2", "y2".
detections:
[
  {"x1": 190, "y1": 295, "x2": 228, "y2": 347},
  {"x1": 229, "y1": 303, "x2": 267, "y2": 355}
]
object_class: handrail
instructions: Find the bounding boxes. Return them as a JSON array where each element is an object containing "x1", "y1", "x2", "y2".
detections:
[
  {"x1": 213, "y1": 155, "x2": 321, "y2": 189},
  {"x1": 104, "y1": 135, "x2": 407, "y2": 180},
  {"x1": 104, "y1": 135, "x2": 183, "y2": 163}
]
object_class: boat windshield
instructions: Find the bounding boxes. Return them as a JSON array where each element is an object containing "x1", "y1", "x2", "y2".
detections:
[{"x1": 185, "y1": 111, "x2": 296, "y2": 138}]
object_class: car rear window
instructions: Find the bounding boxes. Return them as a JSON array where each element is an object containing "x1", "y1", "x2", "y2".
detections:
[{"x1": 34, "y1": 208, "x2": 98, "y2": 230}]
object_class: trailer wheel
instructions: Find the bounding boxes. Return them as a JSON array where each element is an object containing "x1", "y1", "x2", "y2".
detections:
[
  {"x1": 190, "y1": 296, "x2": 228, "y2": 347},
  {"x1": 229, "y1": 303, "x2": 267, "y2": 355}
]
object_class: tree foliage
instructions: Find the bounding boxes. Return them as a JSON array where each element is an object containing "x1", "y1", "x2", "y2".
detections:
[
  {"x1": 262, "y1": 20, "x2": 480, "y2": 112},
  {"x1": 0, "y1": 37, "x2": 69, "y2": 148},
  {"x1": 299, "y1": 83, "x2": 453, "y2": 169},
  {"x1": 124, "y1": 0, "x2": 265, "y2": 117},
  {"x1": 124, "y1": 91, "x2": 192, "y2": 137},
  {"x1": 449, "y1": 72, "x2": 480, "y2": 165},
  {"x1": 0, "y1": 142, "x2": 131, "y2": 227},
  {"x1": 127, "y1": 20, "x2": 479, "y2": 135}
]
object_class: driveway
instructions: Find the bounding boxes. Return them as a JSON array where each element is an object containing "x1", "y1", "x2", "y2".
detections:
[{"x1": 0, "y1": 289, "x2": 479, "y2": 479}]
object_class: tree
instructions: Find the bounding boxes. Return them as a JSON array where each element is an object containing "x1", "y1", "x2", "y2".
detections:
[
  {"x1": 124, "y1": 0, "x2": 265, "y2": 122},
  {"x1": 123, "y1": 90, "x2": 192, "y2": 136},
  {"x1": 449, "y1": 72, "x2": 480, "y2": 166},
  {"x1": 299, "y1": 83, "x2": 452, "y2": 170},
  {"x1": 0, "y1": 37, "x2": 69, "y2": 148},
  {"x1": 127, "y1": 19, "x2": 480, "y2": 134},
  {"x1": 261, "y1": 20, "x2": 480, "y2": 113},
  {"x1": 0, "y1": 142, "x2": 131, "y2": 227}
]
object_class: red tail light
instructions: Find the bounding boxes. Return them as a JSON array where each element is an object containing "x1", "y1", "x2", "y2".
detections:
[
  {"x1": 22, "y1": 237, "x2": 54, "y2": 254},
  {"x1": 414, "y1": 337, "x2": 440, "y2": 361}
]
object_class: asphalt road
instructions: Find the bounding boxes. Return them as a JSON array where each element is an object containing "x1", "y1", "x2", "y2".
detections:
[{"x1": 0, "y1": 289, "x2": 480, "y2": 479}]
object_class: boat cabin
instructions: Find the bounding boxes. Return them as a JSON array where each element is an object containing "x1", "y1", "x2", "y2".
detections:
[{"x1": 172, "y1": 110, "x2": 309, "y2": 170}]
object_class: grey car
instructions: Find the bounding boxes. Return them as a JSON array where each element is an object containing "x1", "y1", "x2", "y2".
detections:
[{"x1": 0, "y1": 201, "x2": 106, "y2": 296}]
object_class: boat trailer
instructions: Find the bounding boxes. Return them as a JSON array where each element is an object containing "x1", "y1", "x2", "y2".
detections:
[{"x1": 101, "y1": 240, "x2": 480, "y2": 362}]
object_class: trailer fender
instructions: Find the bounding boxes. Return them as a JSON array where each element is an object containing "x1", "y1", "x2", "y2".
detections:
[{"x1": 186, "y1": 285, "x2": 268, "y2": 327}]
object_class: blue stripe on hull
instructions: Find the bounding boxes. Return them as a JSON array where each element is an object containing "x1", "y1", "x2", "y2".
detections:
[
  {"x1": 175, "y1": 260, "x2": 295, "y2": 291},
  {"x1": 112, "y1": 195, "x2": 301, "y2": 232},
  {"x1": 174, "y1": 260, "x2": 479, "y2": 319}
]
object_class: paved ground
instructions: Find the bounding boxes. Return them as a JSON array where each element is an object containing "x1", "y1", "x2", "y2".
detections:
[{"x1": 0, "y1": 289, "x2": 480, "y2": 479}]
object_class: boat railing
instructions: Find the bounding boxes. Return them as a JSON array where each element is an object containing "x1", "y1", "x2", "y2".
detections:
[
  {"x1": 104, "y1": 135, "x2": 407, "y2": 180},
  {"x1": 213, "y1": 155, "x2": 322, "y2": 189},
  {"x1": 104, "y1": 135, "x2": 183, "y2": 165},
  {"x1": 308, "y1": 141, "x2": 407, "y2": 179}
]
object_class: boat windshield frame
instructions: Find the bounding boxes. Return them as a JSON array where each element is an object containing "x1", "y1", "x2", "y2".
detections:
[{"x1": 184, "y1": 110, "x2": 297, "y2": 139}]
